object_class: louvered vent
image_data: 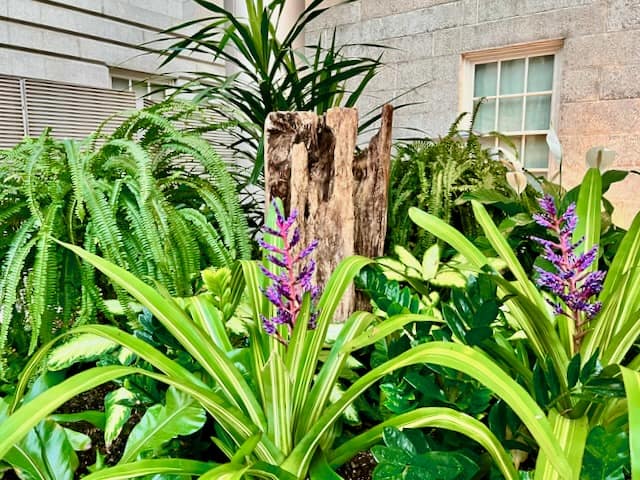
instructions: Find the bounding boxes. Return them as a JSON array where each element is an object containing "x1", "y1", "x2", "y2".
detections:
[
  {"x1": 25, "y1": 79, "x2": 136, "y2": 138},
  {"x1": 0, "y1": 77, "x2": 25, "y2": 149}
]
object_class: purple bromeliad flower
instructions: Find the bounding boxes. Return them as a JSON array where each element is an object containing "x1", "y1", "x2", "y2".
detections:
[
  {"x1": 531, "y1": 195, "x2": 606, "y2": 349},
  {"x1": 258, "y1": 201, "x2": 320, "y2": 344}
]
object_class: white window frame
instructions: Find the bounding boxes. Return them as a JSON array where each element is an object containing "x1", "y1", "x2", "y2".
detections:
[
  {"x1": 110, "y1": 69, "x2": 175, "y2": 109},
  {"x1": 460, "y1": 39, "x2": 564, "y2": 175}
]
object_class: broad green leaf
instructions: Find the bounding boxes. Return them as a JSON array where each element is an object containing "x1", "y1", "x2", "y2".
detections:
[
  {"x1": 46, "y1": 334, "x2": 118, "y2": 371},
  {"x1": 292, "y1": 342, "x2": 566, "y2": 478},
  {"x1": 580, "y1": 426, "x2": 628, "y2": 480},
  {"x1": 49, "y1": 411, "x2": 105, "y2": 430},
  {"x1": 121, "y1": 386, "x2": 207, "y2": 462},
  {"x1": 421, "y1": 244, "x2": 440, "y2": 280},
  {"x1": 394, "y1": 246, "x2": 422, "y2": 275},
  {"x1": 62, "y1": 428, "x2": 92, "y2": 451},
  {"x1": 4, "y1": 420, "x2": 79, "y2": 480},
  {"x1": 328, "y1": 407, "x2": 518, "y2": 480},
  {"x1": 104, "y1": 387, "x2": 135, "y2": 448}
]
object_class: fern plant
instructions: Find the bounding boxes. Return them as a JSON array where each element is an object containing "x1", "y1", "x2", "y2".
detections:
[
  {"x1": 388, "y1": 113, "x2": 511, "y2": 257},
  {"x1": 0, "y1": 102, "x2": 249, "y2": 377}
]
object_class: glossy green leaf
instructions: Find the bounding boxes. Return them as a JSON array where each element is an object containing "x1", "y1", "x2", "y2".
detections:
[
  {"x1": 104, "y1": 387, "x2": 135, "y2": 448},
  {"x1": 121, "y1": 386, "x2": 207, "y2": 462},
  {"x1": 4, "y1": 419, "x2": 78, "y2": 480},
  {"x1": 46, "y1": 334, "x2": 119, "y2": 371},
  {"x1": 581, "y1": 426, "x2": 628, "y2": 480},
  {"x1": 328, "y1": 407, "x2": 518, "y2": 480}
]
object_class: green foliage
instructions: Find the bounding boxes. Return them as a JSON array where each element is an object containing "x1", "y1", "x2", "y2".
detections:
[
  {"x1": 161, "y1": 0, "x2": 384, "y2": 186},
  {"x1": 0, "y1": 103, "x2": 249, "y2": 374},
  {"x1": 403, "y1": 168, "x2": 640, "y2": 477},
  {"x1": 0, "y1": 212, "x2": 524, "y2": 479},
  {"x1": 120, "y1": 386, "x2": 207, "y2": 462},
  {"x1": 387, "y1": 113, "x2": 511, "y2": 256},
  {"x1": 371, "y1": 427, "x2": 479, "y2": 480}
]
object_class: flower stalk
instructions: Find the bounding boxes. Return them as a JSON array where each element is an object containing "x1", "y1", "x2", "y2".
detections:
[
  {"x1": 259, "y1": 201, "x2": 319, "y2": 345},
  {"x1": 531, "y1": 195, "x2": 605, "y2": 351}
]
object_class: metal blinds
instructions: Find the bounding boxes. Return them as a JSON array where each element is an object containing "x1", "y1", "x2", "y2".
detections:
[
  {"x1": 25, "y1": 79, "x2": 136, "y2": 138},
  {"x1": 0, "y1": 74, "x2": 136, "y2": 148},
  {"x1": 0, "y1": 77, "x2": 26, "y2": 149}
]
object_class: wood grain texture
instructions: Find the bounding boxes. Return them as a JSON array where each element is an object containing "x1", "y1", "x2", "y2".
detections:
[{"x1": 264, "y1": 105, "x2": 393, "y2": 321}]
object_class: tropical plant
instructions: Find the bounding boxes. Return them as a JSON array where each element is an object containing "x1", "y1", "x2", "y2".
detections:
[
  {"x1": 160, "y1": 0, "x2": 384, "y2": 185},
  {"x1": 406, "y1": 167, "x2": 640, "y2": 478},
  {"x1": 0, "y1": 202, "x2": 553, "y2": 480},
  {"x1": 0, "y1": 103, "x2": 249, "y2": 376},
  {"x1": 387, "y1": 113, "x2": 511, "y2": 257},
  {"x1": 371, "y1": 427, "x2": 480, "y2": 480}
]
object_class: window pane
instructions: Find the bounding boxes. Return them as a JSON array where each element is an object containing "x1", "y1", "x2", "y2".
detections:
[
  {"x1": 112, "y1": 77, "x2": 129, "y2": 91},
  {"x1": 499, "y1": 136, "x2": 522, "y2": 159},
  {"x1": 475, "y1": 98, "x2": 496, "y2": 133},
  {"x1": 474, "y1": 62, "x2": 498, "y2": 97},
  {"x1": 527, "y1": 55, "x2": 554, "y2": 92},
  {"x1": 525, "y1": 95, "x2": 551, "y2": 130},
  {"x1": 500, "y1": 58, "x2": 525, "y2": 95},
  {"x1": 498, "y1": 97, "x2": 523, "y2": 132},
  {"x1": 524, "y1": 135, "x2": 549, "y2": 169}
]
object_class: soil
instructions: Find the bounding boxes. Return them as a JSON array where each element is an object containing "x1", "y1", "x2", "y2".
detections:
[
  {"x1": 337, "y1": 451, "x2": 377, "y2": 480},
  {"x1": 2, "y1": 380, "x2": 377, "y2": 479},
  {"x1": 59, "y1": 383, "x2": 142, "y2": 478}
]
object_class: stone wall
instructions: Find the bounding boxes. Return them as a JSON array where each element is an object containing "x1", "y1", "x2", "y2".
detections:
[
  {"x1": 306, "y1": 0, "x2": 640, "y2": 226},
  {"x1": 0, "y1": 0, "x2": 222, "y2": 87}
]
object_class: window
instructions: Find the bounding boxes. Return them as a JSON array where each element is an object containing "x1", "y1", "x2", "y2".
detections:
[
  {"x1": 111, "y1": 72, "x2": 173, "y2": 109},
  {"x1": 462, "y1": 40, "x2": 563, "y2": 173}
]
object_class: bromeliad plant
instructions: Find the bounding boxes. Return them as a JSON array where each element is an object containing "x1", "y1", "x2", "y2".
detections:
[
  {"x1": 0, "y1": 201, "x2": 566, "y2": 479},
  {"x1": 408, "y1": 167, "x2": 640, "y2": 478}
]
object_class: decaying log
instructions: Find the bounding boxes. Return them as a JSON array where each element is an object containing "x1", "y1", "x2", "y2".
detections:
[{"x1": 264, "y1": 105, "x2": 393, "y2": 321}]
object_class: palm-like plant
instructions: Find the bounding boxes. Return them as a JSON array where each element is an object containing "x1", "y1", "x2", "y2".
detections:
[
  {"x1": 161, "y1": 0, "x2": 383, "y2": 185},
  {"x1": 0, "y1": 103, "x2": 249, "y2": 374}
]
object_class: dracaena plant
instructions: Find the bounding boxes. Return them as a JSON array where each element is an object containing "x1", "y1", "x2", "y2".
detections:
[
  {"x1": 161, "y1": 0, "x2": 384, "y2": 187},
  {"x1": 408, "y1": 167, "x2": 640, "y2": 478},
  {"x1": 0, "y1": 201, "x2": 571, "y2": 480}
]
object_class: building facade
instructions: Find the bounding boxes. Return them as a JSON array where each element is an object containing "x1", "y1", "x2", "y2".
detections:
[
  {"x1": 0, "y1": 0, "x2": 222, "y2": 145},
  {"x1": 307, "y1": 0, "x2": 640, "y2": 226}
]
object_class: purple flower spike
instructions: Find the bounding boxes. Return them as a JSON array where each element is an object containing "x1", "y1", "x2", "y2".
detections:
[
  {"x1": 531, "y1": 196, "x2": 606, "y2": 350},
  {"x1": 259, "y1": 200, "x2": 320, "y2": 345}
]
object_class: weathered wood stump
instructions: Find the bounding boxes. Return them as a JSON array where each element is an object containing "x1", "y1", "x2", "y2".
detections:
[{"x1": 264, "y1": 105, "x2": 393, "y2": 321}]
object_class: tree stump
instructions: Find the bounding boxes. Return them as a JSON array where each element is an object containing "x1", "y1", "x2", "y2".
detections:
[{"x1": 264, "y1": 105, "x2": 393, "y2": 321}]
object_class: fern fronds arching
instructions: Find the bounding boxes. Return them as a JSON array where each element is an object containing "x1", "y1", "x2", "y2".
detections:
[{"x1": 0, "y1": 103, "x2": 249, "y2": 375}]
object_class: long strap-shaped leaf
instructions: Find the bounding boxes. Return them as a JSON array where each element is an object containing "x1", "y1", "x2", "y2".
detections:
[
  {"x1": 533, "y1": 409, "x2": 588, "y2": 480},
  {"x1": 58, "y1": 240, "x2": 267, "y2": 430},
  {"x1": 295, "y1": 311, "x2": 374, "y2": 442},
  {"x1": 471, "y1": 200, "x2": 550, "y2": 315},
  {"x1": 572, "y1": 168, "x2": 601, "y2": 275},
  {"x1": 327, "y1": 407, "x2": 518, "y2": 480},
  {"x1": 621, "y1": 366, "x2": 640, "y2": 479},
  {"x1": 82, "y1": 459, "x2": 214, "y2": 479},
  {"x1": 283, "y1": 342, "x2": 571, "y2": 479}
]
